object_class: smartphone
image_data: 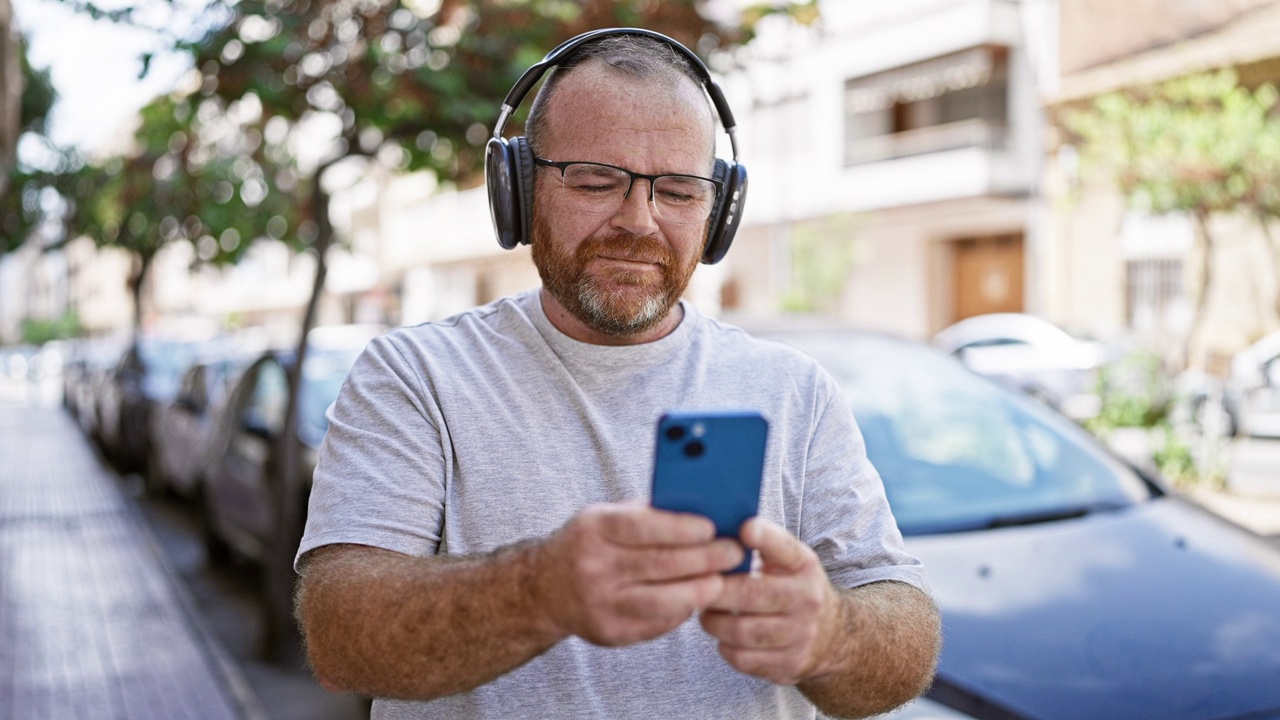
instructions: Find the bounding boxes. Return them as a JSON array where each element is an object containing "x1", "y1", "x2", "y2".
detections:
[{"x1": 650, "y1": 410, "x2": 769, "y2": 573}]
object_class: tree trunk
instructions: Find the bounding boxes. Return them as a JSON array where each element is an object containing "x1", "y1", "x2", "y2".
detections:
[
  {"x1": 128, "y1": 250, "x2": 154, "y2": 339},
  {"x1": 263, "y1": 163, "x2": 335, "y2": 663},
  {"x1": 1257, "y1": 212, "x2": 1280, "y2": 325},
  {"x1": 1186, "y1": 210, "x2": 1217, "y2": 370}
]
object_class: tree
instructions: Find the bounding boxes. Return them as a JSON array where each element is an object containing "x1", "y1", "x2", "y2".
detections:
[
  {"x1": 1, "y1": 30, "x2": 57, "y2": 257},
  {"x1": 1063, "y1": 69, "x2": 1280, "y2": 366},
  {"x1": 64, "y1": 0, "x2": 821, "y2": 662}
]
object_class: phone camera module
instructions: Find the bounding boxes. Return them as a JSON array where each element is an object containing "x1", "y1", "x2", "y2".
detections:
[
  {"x1": 665, "y1": 425, "x2": 686, "y2": 442},
  {"x1": 683, "y1": 440, "x2": 705, "y2": 459}
]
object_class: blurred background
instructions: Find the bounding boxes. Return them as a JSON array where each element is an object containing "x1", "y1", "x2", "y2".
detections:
[{"x1": 3, "y1": 1, "x2": 1280, "y2": 719}]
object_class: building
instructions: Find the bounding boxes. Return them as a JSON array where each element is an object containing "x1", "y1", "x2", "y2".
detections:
[
  {"x1": 1044, "y1": 0, "x2": 1280, "y2": 369},
  {"x1": 716, "y1": 0, "x2": 1057, "y2": 339}
]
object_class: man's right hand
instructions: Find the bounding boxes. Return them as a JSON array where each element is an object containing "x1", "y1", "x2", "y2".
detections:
[{"x1": 532, "y1": 503, "x2": 745, "y2": 647}]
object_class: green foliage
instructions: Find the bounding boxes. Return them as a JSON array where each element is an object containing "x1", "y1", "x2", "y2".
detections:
[
  {"x1": 780, "y1": 213, "x2": 859, "y2": 313},
  {"x1": 1081, "y1": 350, "x2": 1228, "y2": 490},
  {"x1": 61, "y1": 93, "x2": 307, "y2": 269},
  {"x1": 50, "y1": 0, "x2": 813, "y2": 284},
  {"x1": 1082, "y1": 351, "x2": 1172, "y2": 433},
  {"x1": 20, "y1": 312, "x2": 80, "y2": 345},
  {"x1": 2, "y1": 34, "x2": 61, "y2": 256},
  {"x1": 1063, "y1": 69, "x2": 1280, "y2": 217}
]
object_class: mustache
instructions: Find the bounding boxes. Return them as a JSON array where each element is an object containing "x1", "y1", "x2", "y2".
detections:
[{"x1": 576, "y1": 234, "x2": 673, "y2": 267}]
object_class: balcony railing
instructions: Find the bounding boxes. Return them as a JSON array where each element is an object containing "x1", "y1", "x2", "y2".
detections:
[{"x1": 845, "y1": 118, "x2": 1010, "y2": 166}]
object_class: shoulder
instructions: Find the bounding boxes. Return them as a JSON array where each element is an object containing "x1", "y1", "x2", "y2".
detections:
[
  {"x1": 378, "y1": 292, "x2": 539, "y2": 355},
  {"x1": 694, "y1": 312, "x2": 830, "y2": 376}
]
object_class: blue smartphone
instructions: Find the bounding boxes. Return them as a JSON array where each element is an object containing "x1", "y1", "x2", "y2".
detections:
[{"x1": 650, "y1": 409, "x2": 769, "y2": 574}]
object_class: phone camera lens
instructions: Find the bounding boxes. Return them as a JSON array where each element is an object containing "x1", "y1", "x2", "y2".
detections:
[
  {"x1": 665, "y1": 425, "x2": 686, "y2": 442},
  {"x1": 683, "y1": 440, "x2": 705, "y2": 458}
]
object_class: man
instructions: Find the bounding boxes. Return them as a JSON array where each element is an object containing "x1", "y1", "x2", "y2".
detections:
[{"x1": 295, "y1": 30, "x2": 940, "y2": 719}]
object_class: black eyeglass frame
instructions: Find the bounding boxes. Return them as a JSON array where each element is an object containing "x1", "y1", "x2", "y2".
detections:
[{"x1": 533, "y1": 157, "x2": 723, "y2": 205}]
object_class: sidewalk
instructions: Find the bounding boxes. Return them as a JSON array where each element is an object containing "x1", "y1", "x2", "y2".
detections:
[
  {"x1": 1190, "y1": 435, "x2": 1280, "y2": 538},
  {"x1": 0, "y1": 398, "x2": 264, "y2": 719}
]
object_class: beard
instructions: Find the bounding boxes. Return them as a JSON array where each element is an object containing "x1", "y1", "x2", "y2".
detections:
[{"x1": 531, "y1": 212, "x2": 701, "y2": 338}]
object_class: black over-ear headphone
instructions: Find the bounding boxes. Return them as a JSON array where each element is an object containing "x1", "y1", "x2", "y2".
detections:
[{"x1": 484, "y1": 27, "x2": 747, "y2": 265}]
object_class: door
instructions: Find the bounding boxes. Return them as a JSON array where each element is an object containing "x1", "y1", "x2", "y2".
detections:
[
  {"x1": 216, "y1": 357, "x2": 289, "y2": 560},
  {"x1": 952, "y1": 233, "x2": 1025, "y2": 322}
]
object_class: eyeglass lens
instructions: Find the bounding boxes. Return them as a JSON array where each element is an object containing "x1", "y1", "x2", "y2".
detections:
[{"x1": 554, "y1": 163, "x2": 717, "y2": 224}]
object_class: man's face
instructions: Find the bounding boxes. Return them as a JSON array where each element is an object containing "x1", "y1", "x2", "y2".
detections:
[{"x1": 530, "y1": 63, "x2": 715, "y2": 342}]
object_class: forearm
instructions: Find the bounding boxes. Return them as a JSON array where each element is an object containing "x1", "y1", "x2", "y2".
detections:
[
  {"x1": 296, "y1": 541, "x2": 564, "y2": 700},
  {"x1": 798, "y1": 581, "x2": 941, "y2": 719}
]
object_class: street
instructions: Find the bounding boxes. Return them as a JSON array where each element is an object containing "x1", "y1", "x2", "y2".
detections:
[{"x1": 127, "y1": 482, "x2": 370, "y2": 720}]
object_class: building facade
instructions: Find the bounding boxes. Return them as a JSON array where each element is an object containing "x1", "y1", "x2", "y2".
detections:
[
  {"x1": 1045, "y1": 0, "x2": 1280, "y2": 369},
  {"x1": 717, "y1": 0, "x2": 1057, "y2": 339}
]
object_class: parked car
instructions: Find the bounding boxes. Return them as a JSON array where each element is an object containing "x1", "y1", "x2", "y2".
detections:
[
  {"x1": 96, "y1": 335, "x2": 208, "y2": 479},
  {"x1": 62, "y1": 336, "x2": 128, "y2": 439},
  {"x1": 765, "y1": 327, "x2": 1280, "y2": 720},
  {"x1": 932, "y1": 313, "x2": 1125, "y2": 421},
  {"x1": 1177, "y1": 329, "x2": 1280, "y2": 439},
  {"x1": 1226, "y1": 329, "x2": 1280, "y2": 438},
  {"x1": 148, "y1": 339, "x2": 261, "y2": 499},
  {"x1": 199, "y1": 324, "x2": 384, "y2": 655}
]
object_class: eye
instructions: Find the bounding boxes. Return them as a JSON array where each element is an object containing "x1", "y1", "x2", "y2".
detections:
[{"x1": 563, "y1": 165, "x2": 627, "y2": 195}]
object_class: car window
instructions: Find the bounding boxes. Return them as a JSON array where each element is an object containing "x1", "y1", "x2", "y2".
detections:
[
  {"x1": 778, "y1": 333, "x2": 1152, "y2": 534},
  {"x1": 297, "y1": 347, "x2": 364, "y2": 447},
  {"x1": 180, "y1": 366, "x2": 208, "y2": 410},
  {"x1": 243, "y1": 360, "x2": 289, "y2": 436}
]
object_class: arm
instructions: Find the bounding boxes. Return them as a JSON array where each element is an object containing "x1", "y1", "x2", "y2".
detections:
[
  {"x1": 297, "y1": 503, "x2": 744, "y2": 700},
  {"x1": 700, "y1": 518, "x2": 940, "y2": 719}
]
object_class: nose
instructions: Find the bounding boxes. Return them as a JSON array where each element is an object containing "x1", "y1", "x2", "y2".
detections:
[{"x1": 611, "y1": 178, "x2": 660, "y2": 235}]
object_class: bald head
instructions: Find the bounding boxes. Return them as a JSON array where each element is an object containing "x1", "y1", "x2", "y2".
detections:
[{"x1": 525, "y1": 35, "x2": 717, "y2": 171}]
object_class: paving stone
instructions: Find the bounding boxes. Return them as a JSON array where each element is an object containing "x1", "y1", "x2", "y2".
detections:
[{"x1": 0, "y1": 405, "x2": 253, "y2": 720}]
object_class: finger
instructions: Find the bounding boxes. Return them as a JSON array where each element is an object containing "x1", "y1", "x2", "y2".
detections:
[
  {"x1": 596, "y1": 504, "x2": 717, "y2": 546},
  {"x1": 616, "y1": 574, "x2": 726, "y2": 621},
  {"x1": 705, "y1": 572, "x2": 803, "y2": 615},
  {"x1": 616, "y1": 539, "x2": 745, "y2": 581},
  {"x1": 740, "y1": 518, "x2": 814, "y2": 574},
  {"x1": 699, "y1": 610, "x2": 803, "y2": 650}
]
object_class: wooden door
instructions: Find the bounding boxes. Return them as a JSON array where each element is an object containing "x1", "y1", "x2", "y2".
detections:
[{"x1": 952, "y1": 233, "x2": 1024, "y2": 321}]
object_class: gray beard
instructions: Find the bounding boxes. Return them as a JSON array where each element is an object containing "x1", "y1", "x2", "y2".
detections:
[{"x1": 575, "y1": 283, "x2": 668, "y2": 336}]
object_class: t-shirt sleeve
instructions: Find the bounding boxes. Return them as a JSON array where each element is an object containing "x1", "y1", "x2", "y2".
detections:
[
  {"x1": 295, "y1": 332, "x2": 448, "y2": 570},
  {"x1": 800, "y1": 379, "x2": 928, "y2": 592}
]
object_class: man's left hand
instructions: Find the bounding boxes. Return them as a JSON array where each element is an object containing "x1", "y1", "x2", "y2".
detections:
[{"x1": 699, "y1": 517, "x2": 843, "y2": 685}]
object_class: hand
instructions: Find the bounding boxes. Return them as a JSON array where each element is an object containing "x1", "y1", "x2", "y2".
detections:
[
  {"x1": 699, "y1": 518, "x2": 842, "y2": 685},
  {"x1": 533, "y1": 503, "x2": 745, "y2": 647}
]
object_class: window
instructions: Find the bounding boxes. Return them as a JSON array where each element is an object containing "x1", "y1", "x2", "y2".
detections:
[
  {"x1": 844, "y1": 46, "x2": 1010, "y2": 165},
  {"x1": 1125, "y1": 258, "x2": 1185, "y2": 336}
]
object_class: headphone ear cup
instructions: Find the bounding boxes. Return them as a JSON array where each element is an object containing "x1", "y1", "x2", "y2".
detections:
[
  {"x1": 511, "y1": 136, "x2": 537, "y2": 246},
  {"x1": 485, "y1": 137, "x2": 521, "y2": 250},
  {"x1": 702, "y1": 160, "x2": 748, "y2": 265}
]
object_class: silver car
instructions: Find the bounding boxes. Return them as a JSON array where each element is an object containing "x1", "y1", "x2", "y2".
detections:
[{"x1": 933, "y1": 313, "x2": 1125, "y2": 421}]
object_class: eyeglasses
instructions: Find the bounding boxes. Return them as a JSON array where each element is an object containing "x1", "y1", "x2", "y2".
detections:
[{"x1": 534, "y1": 157, "x2": 722, "y2": 225}]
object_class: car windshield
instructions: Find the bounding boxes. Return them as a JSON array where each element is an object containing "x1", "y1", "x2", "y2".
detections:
[
  {"x1": 297, "y1": 347, "x2": 364, "y2": 448},
  {"x1": 137, "y1": 338, "x2": 203, "y2": 401},
  {"x1": 774, "y1": 332, "x2": 1153, "y2": 534}
]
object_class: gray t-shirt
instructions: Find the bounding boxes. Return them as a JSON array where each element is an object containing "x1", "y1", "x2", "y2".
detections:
[{"x1": 299, "y1": 288, "x2": 925, "y2": 720}]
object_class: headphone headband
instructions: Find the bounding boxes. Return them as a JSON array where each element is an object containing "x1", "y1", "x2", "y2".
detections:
[
  {"x1": 484, "y1": 27, "x2": 747, "y2": 264},
  {"x1": 491, "y1": 28, "x2": 739, "y2": 161}
]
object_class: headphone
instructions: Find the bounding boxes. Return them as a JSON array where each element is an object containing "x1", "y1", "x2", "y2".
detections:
[{"x1": 484, "y1": 27, "x2": 747, "y2": 265}]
